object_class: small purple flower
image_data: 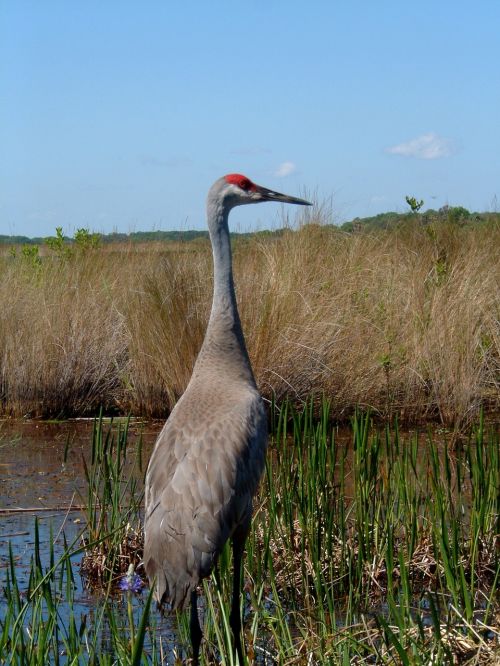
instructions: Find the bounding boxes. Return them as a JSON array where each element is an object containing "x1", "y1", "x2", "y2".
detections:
[{"x1": 119, "y1": 569, "x2": 144, "y2": 593}]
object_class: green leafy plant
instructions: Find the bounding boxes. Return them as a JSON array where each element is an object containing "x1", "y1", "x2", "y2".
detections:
[
  {"x1": 44, "y1": 226, "x2": 72, "y2": 259},
  {"x1": 406, "y1": 195, "x2": 424, "y2": 213},
  {"x1": 21, "y1": 244, "x2": 42, "y2": 268},
  {"x1": 74, "y1": 227, "x2": 101, "y2": 251}
]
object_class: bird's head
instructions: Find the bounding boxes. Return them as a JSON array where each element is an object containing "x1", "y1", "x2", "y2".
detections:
[{"x1": 209, "y1": 173, "x2": 312, "y2": 210}]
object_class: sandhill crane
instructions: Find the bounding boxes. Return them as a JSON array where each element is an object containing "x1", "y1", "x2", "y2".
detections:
[{"x1": 144, "y1": 173, "x2": 311, "y2": 664}]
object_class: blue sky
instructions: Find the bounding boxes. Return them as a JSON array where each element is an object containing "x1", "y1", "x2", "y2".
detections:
[{"x1": 1, "y1": 1, "x2": 499, "y2": 237}]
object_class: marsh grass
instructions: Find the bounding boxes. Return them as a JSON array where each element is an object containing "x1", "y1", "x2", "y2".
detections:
[
  {"x1": 79, "y1": 414, "x2": 145, "y2": 589},
  {"x1": 2, "y1": 406, "x2": 498, "y2": 664},
  {"x1": 1, "y1": 526, "x2": 155, "y2": 665},
  {"x1": 0, "y1": 218, "x2": 498, "y2": 426},
  {"x1": 242, "y1": 400, "x2": 499, "y2": 663},
  {"x1": 183, "y1": 400, "x2": 499, "y2": 663}
]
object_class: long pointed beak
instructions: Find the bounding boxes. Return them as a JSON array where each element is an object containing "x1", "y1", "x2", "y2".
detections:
[{"x1": 255, "y1": 185, "x2": 312, "y2": 206}]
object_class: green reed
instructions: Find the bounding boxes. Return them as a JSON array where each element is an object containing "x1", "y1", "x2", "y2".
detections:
[
  {"x1": 82, "y1": 413, "x2": 142, "y2": 541},
  {"x1": 0, "y1": 519, "x2": 155, "y2": 665},
  {"x1": 79, "y1": 414, "x2": 144, "y2": 587},
  {"x1": 1, "y1": 403, "x2": 499, "y2": 664},
  {"x1": 245, "y1": 399, "x2": 499, "y2": 662}
]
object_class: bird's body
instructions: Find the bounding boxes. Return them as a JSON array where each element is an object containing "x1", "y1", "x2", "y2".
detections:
[
  {"x1": 144, "y1": 174, "x2": 310, "y2": 663},
  {"x1": 144, "y1": 357, "x2": 267, "y2": 610}
]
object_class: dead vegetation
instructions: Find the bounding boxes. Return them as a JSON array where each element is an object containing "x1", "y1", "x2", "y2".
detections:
[{"x1": 0, "y1": 219, "x2": 498, "y2": 426}]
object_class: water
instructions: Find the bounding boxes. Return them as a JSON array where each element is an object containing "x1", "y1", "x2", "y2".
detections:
[
  {"x1": 0, "y1": 418, "x2": 184, "y2": 661},
  {"x1": 0, "y1": 418, "x2": 284, "y2": 663},
  {"x1": 2, "y1": 417, "x2": 496, "y2": 663}
]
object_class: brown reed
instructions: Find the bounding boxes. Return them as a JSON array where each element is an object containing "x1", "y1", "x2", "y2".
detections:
[{"x1": 0, "y1": 217, "x2": 498, "y2": 425}]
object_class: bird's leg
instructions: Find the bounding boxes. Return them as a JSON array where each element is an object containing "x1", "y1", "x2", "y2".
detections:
[
  {"x1": 190, "y1": 589, "x2": 202, "y2": 666},
  {"x1": 230, "y1": 528, "x2": 247, "y2": 665}
]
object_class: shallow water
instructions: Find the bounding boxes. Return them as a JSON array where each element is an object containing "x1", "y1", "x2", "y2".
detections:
[
  {"x1": 0, "y1": 418, "x2": 179, "y2": 661},
  {"x1": 1, "y1": 420, "x2": 90, "y2": 593},
  {"x1": 0, "y1": 418, "x2": 160, "y2": 508},
  {"x1": 1, "y1": 417, "x2": 495, "y2": 663}
]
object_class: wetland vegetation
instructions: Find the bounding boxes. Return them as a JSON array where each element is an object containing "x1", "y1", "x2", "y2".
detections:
[
  {"x1": 0, "y1": 211, "x2": 498, "y2": 427},
  {"x1": 1, "y1": 207, "x2": 499, "y2": 662},
  {"x1": 0, "y1": 405, "x2": 499, "y2": 663}
]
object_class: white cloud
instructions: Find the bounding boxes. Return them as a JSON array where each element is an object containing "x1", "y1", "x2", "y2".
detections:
[
  {"x1": 386, "y1": 133, "x2": 454, "y2": 160},
  {"x1": 274, "y1": 161, "x2": 297, "y2": 177}
]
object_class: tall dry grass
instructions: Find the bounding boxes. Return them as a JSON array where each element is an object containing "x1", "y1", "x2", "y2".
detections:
[{"x1": 0, "y1": 218, "x2": 498, "y2": 425}]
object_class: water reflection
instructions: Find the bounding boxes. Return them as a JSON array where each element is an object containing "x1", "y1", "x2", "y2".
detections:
[{"x1": 0, "y1": 419, "x2": 173, "y2": 660}]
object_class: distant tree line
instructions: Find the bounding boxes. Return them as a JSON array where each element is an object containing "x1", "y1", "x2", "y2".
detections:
[
  {"x1": 339, "y1": 205, "x2": 499, "y2": 232},
  {"x1": 1, "y1": 204, "x2": 498, "y2": 245},
  {"x1": 0, "y1": 227, "x2": 294, "y2": 246}
]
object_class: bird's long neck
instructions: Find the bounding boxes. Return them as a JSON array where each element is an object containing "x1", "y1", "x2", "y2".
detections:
[
  {"x1": 209, "y1": 200, "x2": 237, "y2": 314},
  {"x1": 194, "y1": 198, "x2": 255, "y2": 385}
]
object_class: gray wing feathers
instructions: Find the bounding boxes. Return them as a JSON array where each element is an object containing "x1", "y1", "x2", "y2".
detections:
[{"x1": 144, "y1": 390, "x2": 267, "y2": 610}]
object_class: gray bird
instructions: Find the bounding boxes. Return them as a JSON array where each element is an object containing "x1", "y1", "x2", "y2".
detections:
[{"x1": 144, "y1": 173, "x2": 311, "y2": 664}]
